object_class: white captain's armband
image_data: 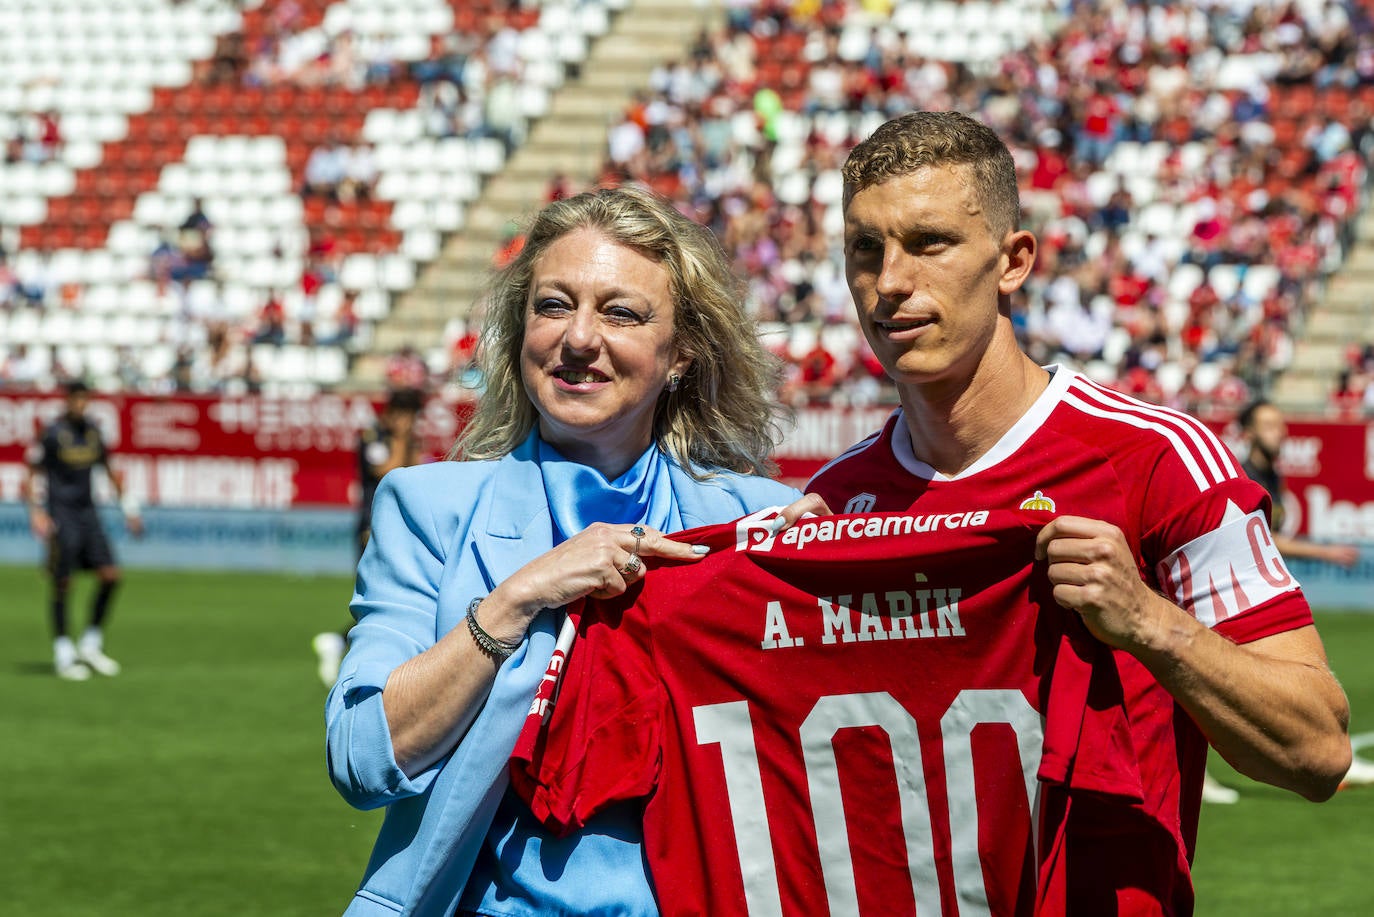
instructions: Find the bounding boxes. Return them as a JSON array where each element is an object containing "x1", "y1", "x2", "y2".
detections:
[{"x1": 1156, "y1": 502, "x2": 1300, "y2": 628}]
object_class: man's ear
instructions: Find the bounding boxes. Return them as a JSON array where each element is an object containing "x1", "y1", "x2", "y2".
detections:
[{"x1": 998, "y1": 229, "x2": 1038, "y2": 295}]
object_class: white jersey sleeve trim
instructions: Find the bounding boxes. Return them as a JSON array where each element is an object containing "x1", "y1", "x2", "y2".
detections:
[
  {"x1": 1061, "y1": 374, "x2": 1240, "y2": 493},
  {"x1": 1071, "y1": 375, "x2": 1241, "y2": 481}
]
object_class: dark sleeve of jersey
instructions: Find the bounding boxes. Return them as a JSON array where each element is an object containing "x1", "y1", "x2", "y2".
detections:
[{"x1": 34, "y1": 427, "x2": 56, "y2": 470}]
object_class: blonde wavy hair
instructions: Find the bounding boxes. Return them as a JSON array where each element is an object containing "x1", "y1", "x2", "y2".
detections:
[{"x1": 454, "y1": 185, "x2": 788, "y2": 477}]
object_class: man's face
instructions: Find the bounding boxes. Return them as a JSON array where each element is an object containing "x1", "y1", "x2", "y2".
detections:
[
  {"x1": 842, "y1": 165, "x2": 1017, "y2": 387},
  {"x1": 1247, "y1": 404, "x2": 1287, "y2": 460},
  {"x1": 384, "y1": 407, "x2": 418, "y2": 436},
  {"x1": 65, "y1": 391, "x2": 89, "y2": 421}
]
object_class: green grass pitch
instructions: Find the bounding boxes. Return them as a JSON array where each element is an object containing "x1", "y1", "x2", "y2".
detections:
[
  {"x1": 1, "y1": 564, "x2": 1372, "y2": 915},
  {"x1": 0, "y1": 565, "x2": 379, "y2": 916}
]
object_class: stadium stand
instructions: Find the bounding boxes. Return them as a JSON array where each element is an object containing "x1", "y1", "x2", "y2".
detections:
[
  {"x1": 580, "y1": 0, "x2": 1374, "y2": 417},
  {"x1": 1, "y1": 0, "x2": 1372, "y2": 418},
  {"x1": 0, "y1": 0, "x2": 611, "y2": 394}
]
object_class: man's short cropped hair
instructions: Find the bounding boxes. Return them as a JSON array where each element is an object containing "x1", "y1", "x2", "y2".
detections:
[{"x1": 842, "y1": 110, "x2": 1022, "y2": 237}]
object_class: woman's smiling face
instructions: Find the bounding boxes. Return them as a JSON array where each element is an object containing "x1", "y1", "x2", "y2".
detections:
[{"x1": 521, "y1": 227, "x2": 690, "y2": 476}]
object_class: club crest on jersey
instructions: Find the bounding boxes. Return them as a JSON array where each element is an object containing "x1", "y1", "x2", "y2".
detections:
[
  {"x1": 736, "y1": 506, "x2": 781, "y2": 552},
  {"x1": 845, "y1": 493, "x2": 877, "y2": 513},
  {"x1": 1019, "y1": 490, "x2": 1056, "y2": 513}
]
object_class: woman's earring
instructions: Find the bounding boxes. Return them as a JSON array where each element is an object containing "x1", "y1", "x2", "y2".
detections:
[{"x1": 667, "y1": 372, "x2": 681, "y2": 393}]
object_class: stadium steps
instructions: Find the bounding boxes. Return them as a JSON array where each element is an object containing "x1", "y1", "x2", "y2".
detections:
[
  {"x1": 1274, "y1": 218, "x2": 1374, "y2": 410},
  {"x1": 349, "y1": 0, "x2": 722, "y2": 387},
  {"x1": 14, "y1": 0, "x2": 413, "y2": 258}
]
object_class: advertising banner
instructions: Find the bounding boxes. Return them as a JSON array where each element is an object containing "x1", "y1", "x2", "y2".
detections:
[
  {"x1": 1260, "y1": 419, "x2": 1374, "y2": 543},
  {"x1": 0, "y1": 391, "x2": 464, "y2": 509},
  {"x1": 0, "y1": 503, "x2": 356, "y2": 574},
  {"x1": 1, "y1": 394, "x2": 1370, "y2": 602}
]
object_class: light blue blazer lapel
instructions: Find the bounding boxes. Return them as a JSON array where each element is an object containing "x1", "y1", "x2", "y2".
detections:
[
  {"x1": 471, "y1": 436, "x2": 553, "y2": 587},
  {"x1": 406, "y1": 443, "x2": 561, "y2": 917},
  {"x1": 669, "y1": 462, "x2": 718, "y2": 531}
]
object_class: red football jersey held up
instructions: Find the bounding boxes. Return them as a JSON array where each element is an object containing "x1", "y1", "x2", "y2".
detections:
[{"x1": 512, "y1": 509, "x2": 1142, "y2": 917}]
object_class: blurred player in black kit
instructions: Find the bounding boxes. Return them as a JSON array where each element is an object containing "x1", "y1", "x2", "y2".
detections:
[
  {"x1": 313, "y1": 387, "x2": 425, "y2": 686},
  {"x1": 23, "y1": 382, "x2": 143, "y2": 681},
  {"x1": 353, "y1": 387, "x2": 425, "y2": 558}
]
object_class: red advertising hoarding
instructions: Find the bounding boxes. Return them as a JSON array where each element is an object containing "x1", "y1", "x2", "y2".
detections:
[
  {"x1": 0, "y1": 391, "x2": 464, "y2": 509},
  {"x1": 1255, "y1": 419, "x2": 1374, "y2": 542},
  {"x1": 2, "y1": 393, "x2": 1371, "y2": 541}
]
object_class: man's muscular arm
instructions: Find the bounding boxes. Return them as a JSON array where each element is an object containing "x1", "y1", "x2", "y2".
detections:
[{"x1": 1036, "y1": 515, "x2": 1351, "y2": 801}]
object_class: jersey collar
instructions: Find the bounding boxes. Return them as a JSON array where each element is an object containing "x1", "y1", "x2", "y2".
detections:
[{"x1": 891, "y1": 364, "x2": 1072, "y2": 482}]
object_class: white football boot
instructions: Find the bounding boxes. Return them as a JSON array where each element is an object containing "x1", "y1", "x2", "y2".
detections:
[
  {"x1": 54, "y1": 636, "x2": 91, "y2": 681},
  {"x1": 313, "y1": 632, "x2": 346, "y2": 688},
  {"x1": 77, "y1": 629, "x2": 121, "y2": 677},
  {"x1": 1201, "y1": 772, "x2": 1239, "y2": 804}
]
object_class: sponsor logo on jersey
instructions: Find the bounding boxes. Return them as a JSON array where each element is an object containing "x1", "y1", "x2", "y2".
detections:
[
  {"x1": 742, "y1": 509, "x2": 992, "y2": 553},
  {"x1": 844, "y1": 492, "x2": 877, "y2": 513},
  {"x1": 1019, "y1": 490, "x2": 1056, "y2": 512},
  {"x1": 735, "y1": 506, "x2": 782, "y2": 552},
  {"x1": 526, "y1": 617, "x2": 579, "y2": 723}
]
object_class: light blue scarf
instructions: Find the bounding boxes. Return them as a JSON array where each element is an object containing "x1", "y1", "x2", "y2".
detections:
[{"x1": 536, "y1": 436, "x2": 683, "y2": 541}]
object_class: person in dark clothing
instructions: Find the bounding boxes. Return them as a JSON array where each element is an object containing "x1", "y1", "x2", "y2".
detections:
[
  {"x1": 1239, "y1": 399, "x2": 1360, "y2": 567},
  {"x1": 313, "y1": 387, "x2": 425, "y2": 686},
  {"x1": 353, "y1": 387, "x2": 425, "y2": 559},
  {"x1": 23, "y1": 382, "x2": 143, "y2": 680}
]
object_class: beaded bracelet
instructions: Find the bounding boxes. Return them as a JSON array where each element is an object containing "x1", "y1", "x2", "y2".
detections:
[{"x1": 466, "y1": 597, "x2": 521, "y2": 660}]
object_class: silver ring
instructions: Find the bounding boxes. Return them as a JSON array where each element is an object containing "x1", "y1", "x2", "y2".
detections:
[
  {"x1": 621, "y1": 553, "x2": 642, "y2": 576},
  {"x1": 630, "y1": 525, "x2": 645, "y2": 557}
]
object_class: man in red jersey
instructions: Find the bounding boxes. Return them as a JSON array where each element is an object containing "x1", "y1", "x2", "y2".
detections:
[{"x1": 797, "y1": 110, "x2": 1350, "y2": 912}]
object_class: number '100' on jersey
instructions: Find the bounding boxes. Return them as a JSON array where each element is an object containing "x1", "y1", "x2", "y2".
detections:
[{"x1": 510, "y1": 509, "x2": 1145, "y2": 916}]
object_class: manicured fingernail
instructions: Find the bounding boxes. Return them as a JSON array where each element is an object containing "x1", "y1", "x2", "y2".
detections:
[
  {"x1": 692, "y1": 545, "x2": 710, "y2": 555},
  {"x1": 767, "y1": 517, "x2": 788, "y2": 534}
]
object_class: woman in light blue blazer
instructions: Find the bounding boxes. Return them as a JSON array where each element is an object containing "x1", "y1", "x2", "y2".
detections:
[{"x1": 326, "y1": 186, "x2": 802, "y2": 916}]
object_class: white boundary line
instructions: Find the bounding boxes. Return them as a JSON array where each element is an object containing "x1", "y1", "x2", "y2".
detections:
[
  {"x1": 1346, "y1": 731, "x2": 1374, "y2": 786},
  {"x1": 1350, "y1": 730, "x2": 1374, "y2": 757}
]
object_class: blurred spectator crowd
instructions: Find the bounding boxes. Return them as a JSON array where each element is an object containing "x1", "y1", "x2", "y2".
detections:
[
  {"x1": 560, "y1": 0, "x2": 1374, "y2": 418},
  {"x1": 3, "y1": 0, "x2": 1374, "y2": 421},
  {"x1": 0, "y1": 0, "x2": 573, "y2": 397}
]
